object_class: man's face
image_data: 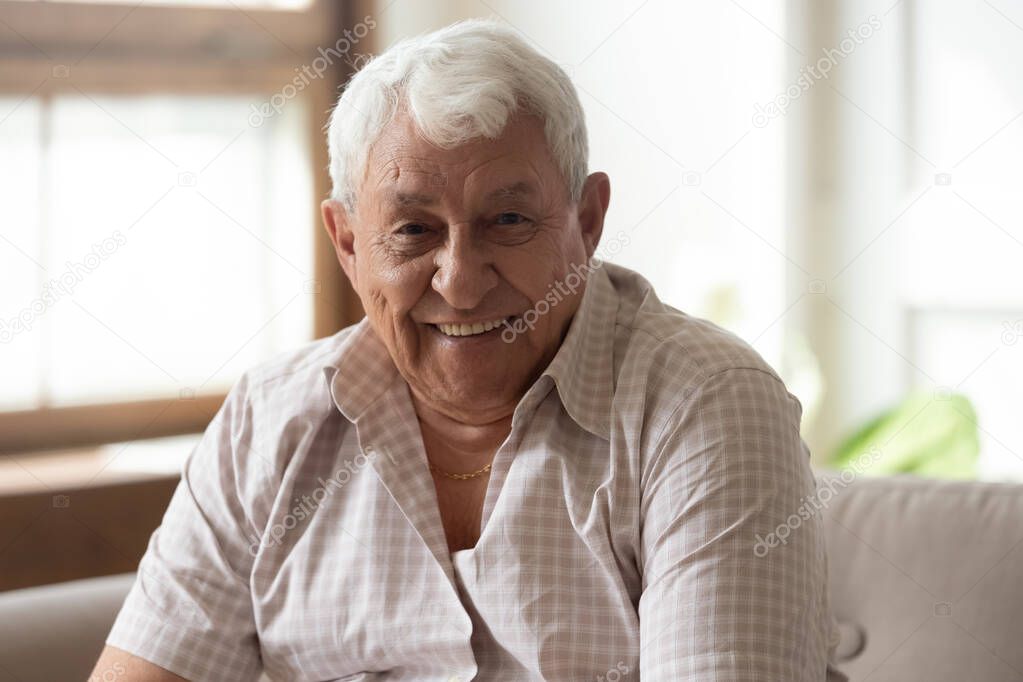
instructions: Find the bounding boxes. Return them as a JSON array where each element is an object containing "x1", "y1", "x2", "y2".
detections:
[{"x1": 323, "y1": 111, "x2": 607, "y2": 422}]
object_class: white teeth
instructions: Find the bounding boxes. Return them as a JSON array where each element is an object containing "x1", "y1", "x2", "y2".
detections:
[{"x1": 436, "y1": 318, "x2": 506, "y2": 337}]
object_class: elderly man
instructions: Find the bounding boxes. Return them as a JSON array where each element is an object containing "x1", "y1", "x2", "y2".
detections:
[{"x1": 93, "y1": 18, "x2": 844, "y2": 682}]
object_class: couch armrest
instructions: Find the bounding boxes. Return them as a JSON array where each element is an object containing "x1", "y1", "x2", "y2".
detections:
[{"x1": 0, "y1": 573, "x2": 136, "y2": 682}]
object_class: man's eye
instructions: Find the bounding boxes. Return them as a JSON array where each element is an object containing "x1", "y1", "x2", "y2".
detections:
[
  {"x1": 397, "y1": 223, "x2": 428, "y2": 236},
  {"x1": 495, "y1": 212, "x2": 527, "y2": 225}
]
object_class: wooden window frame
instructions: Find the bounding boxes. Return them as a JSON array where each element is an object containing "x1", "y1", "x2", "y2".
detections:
[{"x1": 0, "y1": 0, "x2": 367, "y2": 454}]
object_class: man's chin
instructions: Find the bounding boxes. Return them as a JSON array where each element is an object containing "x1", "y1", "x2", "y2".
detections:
[{"x1": 414, "y1": 361, "x2": 534, "y2": 416}]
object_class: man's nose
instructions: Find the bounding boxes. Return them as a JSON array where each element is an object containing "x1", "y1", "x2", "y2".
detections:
[{"x1": 431, "y1": 227, "x2": 499, "y2": 310}]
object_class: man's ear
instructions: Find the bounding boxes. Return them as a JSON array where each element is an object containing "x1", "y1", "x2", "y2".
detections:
[
  {"x1": 321, "y1": 199, "x2": 357, "y2": 286},
  {"x1": 576, "y1": 172, "x2": 611, "y2": 258}
]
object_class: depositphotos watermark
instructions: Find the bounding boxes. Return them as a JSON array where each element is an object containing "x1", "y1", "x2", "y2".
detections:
[
  {"x1": 595, "y1": 661, "x2": 631, "y2": 682},
  {"x1": 0, "y1": 230, "x2": 127, "y2": 344},
  {"x1": 500, "y1": 230, "x2": 631, "y2": 343},
  {"x1": 88, "y1": 661, "x2": 126, "y2": 682},
  {"x1": 248, "y1": 15, "x2": 377, "y2": 128},
  {"x1": 752, "y1": 445, "x2": 883, "y2": 558},
  {"x1": 1001, "y1": 319, "x2": 1023, "y2": 345},
  {"x1": 752, "y1": 15, "x2": 882, "y2": 128},
  {"x1": 247, "y1": 449, "x2": 375, "y2": 556}
]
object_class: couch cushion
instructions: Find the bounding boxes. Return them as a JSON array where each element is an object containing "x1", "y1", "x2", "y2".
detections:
[{"x1": 819, "y1": 472, "x2": 1023, "y2": 681}]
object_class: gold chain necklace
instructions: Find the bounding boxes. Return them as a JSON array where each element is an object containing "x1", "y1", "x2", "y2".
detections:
[{"x1": 428, "y1": 461, "x2": 492, "y2": 481}]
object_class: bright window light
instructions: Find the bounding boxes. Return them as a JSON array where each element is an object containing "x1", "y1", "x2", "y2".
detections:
[{"x1": 0, "y1": 94, "x2": 315, "y2": 410}]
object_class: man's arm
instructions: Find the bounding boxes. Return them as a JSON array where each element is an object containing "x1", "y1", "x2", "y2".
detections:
[
  {"x1": 92, "y1": 373, "x2": 265, "y2": 681},
  {"x1": 638, "y1": 367, "x2": 834, "y2": 680},
  {"x1": 90, "y1": 645, "x2": 188, "y2": 681}
]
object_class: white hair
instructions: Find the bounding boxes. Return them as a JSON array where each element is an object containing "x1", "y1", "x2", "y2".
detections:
[{"x1": 325, "y1": 18, "x2": 589, "y2": 212}]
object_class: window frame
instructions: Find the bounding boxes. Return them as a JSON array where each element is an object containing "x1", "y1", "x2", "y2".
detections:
[{"x1": 0, "y1": 0, "x2": 366, "y2": 454}]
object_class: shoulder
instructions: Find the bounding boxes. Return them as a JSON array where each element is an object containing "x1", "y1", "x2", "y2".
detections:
[
  {"x1": 232, "y1": 325, "x2": 358, "y2": 412},
  {"x1": 205, "y1": 326, "x2": 358, "y2": 476},
  {"x1": 607, "y1": 263, "x2": 783, "y2": 392},
  {"x1": 604, "y1": 264, "x2": 797, "y2": 434}
]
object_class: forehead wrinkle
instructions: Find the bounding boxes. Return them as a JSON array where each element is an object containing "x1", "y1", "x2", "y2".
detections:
[
  {"x1": 372, "y1": 154, "x2": 439, "y2": 185},
  {"x1": 388, "y1": 189, "x2": 440, "y2": 208},
  {"x1": 370, "y1": 159, "x2": 449, "y2": 214},
  {"x1": 462, "y1": 155, "x2": 546, "y2": 204}
]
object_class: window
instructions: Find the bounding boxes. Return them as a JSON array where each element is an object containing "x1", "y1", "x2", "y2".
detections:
[
  {"x1": 899, "y1": 0, "x2": 1023, "y2": 478},
  {"x1": 0, "y1": 0, "x2": 357, "y2": 452},
  {"x1": 787, "y1": 0, "x2": 1023, "y2": 480},
  {"x1": 1, "y1": 93, "x2": 314, "y2": 409}
]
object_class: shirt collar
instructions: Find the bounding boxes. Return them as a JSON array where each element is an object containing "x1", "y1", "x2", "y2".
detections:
[
  {"x1": 322, "y1": 318, "x2": 401, "y2": 424},
  {"x1": 538, "y1": 258, "x2": 618, "y2": 440},
  {"x1": 321, "y1": 258, "x2": 620, "y2": 438}
]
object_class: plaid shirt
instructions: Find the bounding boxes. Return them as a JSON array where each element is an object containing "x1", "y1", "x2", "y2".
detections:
[{"x1": 107, "y1": 261, "x2": 844, "y2": 681}]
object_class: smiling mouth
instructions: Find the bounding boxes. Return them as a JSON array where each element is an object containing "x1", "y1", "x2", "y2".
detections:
[{"x1": 433, "y1": 318, "x2": 510, "y2": 337}]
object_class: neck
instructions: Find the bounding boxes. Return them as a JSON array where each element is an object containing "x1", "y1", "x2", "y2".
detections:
[{"x1": 410, "y1": 391, "x2": 513, "y2": 468}]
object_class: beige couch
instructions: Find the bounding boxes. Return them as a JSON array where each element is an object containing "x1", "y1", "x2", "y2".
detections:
[
  {"x1": 1, "y1": 472, "x2": 1021, "y2": 681},
  {"x1": 820, "y1": 472, "x2": 1023, "y2": 681}
]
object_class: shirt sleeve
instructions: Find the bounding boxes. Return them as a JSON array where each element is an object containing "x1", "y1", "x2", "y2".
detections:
[
  {"x1": 638, "y1": 367, "x2": 836, "y2": 681},
  {"x1": 105, "y1": 374, "x2": 265, "y2": 682}
]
